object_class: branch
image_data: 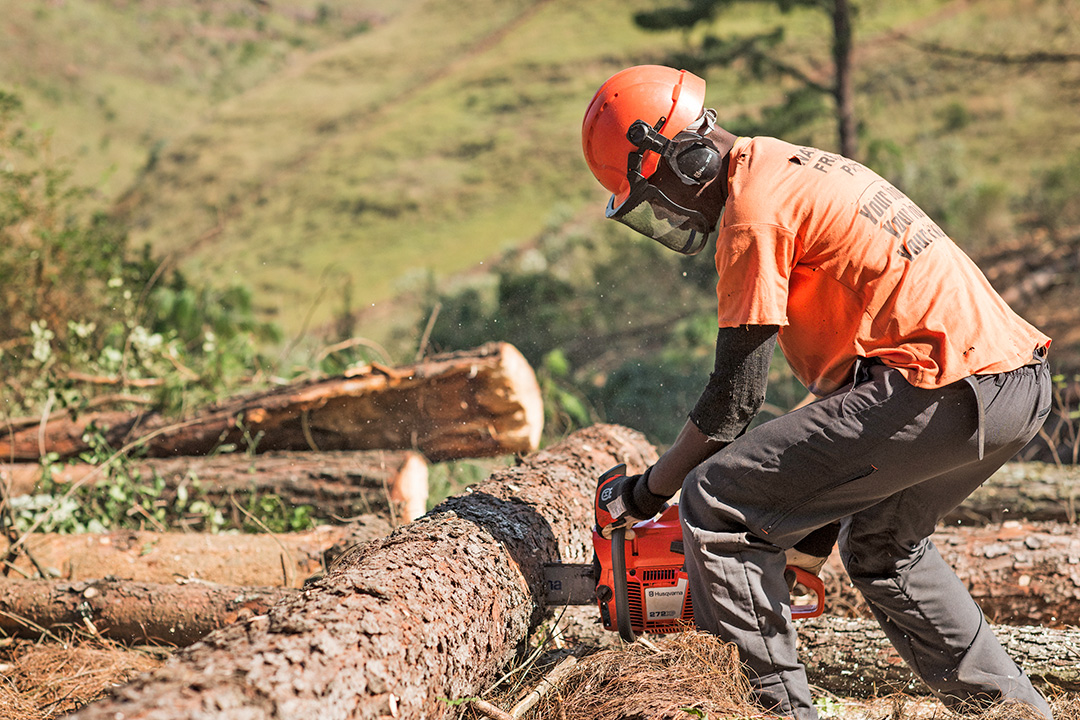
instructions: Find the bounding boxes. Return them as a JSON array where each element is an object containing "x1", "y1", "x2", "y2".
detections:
[
  {"x1": 701, "y1": 29, "x2": 832, "y2": 95},
  {"x1": 65, "y1": 372, "x2": 165, "y2": 388},
  {"x1": 896, "y1": 32, "x2": 1080, "y2": 64}
]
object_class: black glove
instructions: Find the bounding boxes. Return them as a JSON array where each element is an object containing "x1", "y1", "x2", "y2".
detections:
[{"x1": 595, "y1": 465, "x2": 671, "y2": 539}]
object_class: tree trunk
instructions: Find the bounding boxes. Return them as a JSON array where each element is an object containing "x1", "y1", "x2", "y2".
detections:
[
  {"x1": 822, "y1": 521, "x2": 1080, "y2": 626},
  {"x1": 2, "y1": 449, "x2": 430, "y2": 525},
  {"x1": 66, "y1": 424, "x2": 658, "y2": 720},
  {"x1": 943, "y1": 461, "x2": 1080, "y2": 525},
  {"x1": 3, "y1": 518, "x2": 392, "y2": 587},
  {"x1": 831, "y1": 0, "x2": 857, "y2": 159},
  {"x1": 0, "y1": 342, "x2": 543, "y2": 463},
  {"x1": 0, "y1": 578, "x2": 294, "y2": 646},
  {"x1": 798, "y1": 616, "x2": 1080, "y2": 695}
]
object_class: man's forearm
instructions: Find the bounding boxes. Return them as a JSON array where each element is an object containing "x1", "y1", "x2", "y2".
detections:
[
  {"x1": 644, "y1": 325, "x2": 777, "y2": 497},
  {"x1": 646, "y1": 419, "x2": 727, "y2": 497}
]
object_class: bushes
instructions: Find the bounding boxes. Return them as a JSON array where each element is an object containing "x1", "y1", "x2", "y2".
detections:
[
  {"x1": 418, "y1": 229, "x2": 803, "y2": 447},
  {"x1": 0, "y1": 90, "x2": 279, "y2": 420}
]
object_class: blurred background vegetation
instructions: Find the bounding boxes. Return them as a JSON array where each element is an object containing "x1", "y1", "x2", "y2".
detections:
[{"x1": 2, "y1": 0, "x2": 1079, "y2": 452}]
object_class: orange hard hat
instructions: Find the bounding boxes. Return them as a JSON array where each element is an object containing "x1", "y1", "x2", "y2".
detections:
[{"x1": 582, "y1": 65, "x2": 707, "y2": 202}]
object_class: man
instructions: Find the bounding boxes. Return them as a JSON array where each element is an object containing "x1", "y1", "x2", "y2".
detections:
[{"x1": 582, "y1": 65, "x2": 1053, "y2": 719}]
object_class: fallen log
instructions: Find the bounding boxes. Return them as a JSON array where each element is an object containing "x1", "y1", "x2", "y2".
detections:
[
  {"x1": 66, "y1": 424, "x2": 657, "y2": 720},
  {"x1": 1, "y1": 449, "x2": 430, "y2": 525},
  {"x1": 0, "y1": 578, "x2": 294, "y2": 646},
  {"x1": 798, "y1": 616, "x2": 1080, "y2": 695},
  {"x1": 822, "y1": 521, "x2": 1080, "y2": 626},
  {"x1": 0, "y1": 342, "x2": 543, "y2": 463},
  {"x1": 944, "y1": 461, "x2": 1080, "y2": 525},
  {"x1": 3, "y1": 518, "x2": 392, "y2": 587}
]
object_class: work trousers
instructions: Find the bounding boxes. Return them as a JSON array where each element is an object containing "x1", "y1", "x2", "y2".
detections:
[{"x1": 680, "y1": 359, "x2": 1053, "y2": 719}]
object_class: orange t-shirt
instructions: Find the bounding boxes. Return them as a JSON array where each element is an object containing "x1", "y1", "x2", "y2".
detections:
[{"x1": 715, "y1": 136, "x2": 1050, "y2": 396}]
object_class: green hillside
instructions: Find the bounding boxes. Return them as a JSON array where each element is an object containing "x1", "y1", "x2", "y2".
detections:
[{"x1": 4, "y1": 0, "x2": 1079, "y2": 348}]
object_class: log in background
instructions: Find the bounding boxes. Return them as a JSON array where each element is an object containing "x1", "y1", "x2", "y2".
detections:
[
  {"x1": 2, "y1": 520, "x2": 393, "y2": 588},
  {"x1": 67, "y1": 424, "x2": 657, "y2": 720},
  {"x1": 0, "y1": 342, "x2": 543, "y2": 463},
  {"x1": 822, "y1": 520, "x2": 1080, "y2": 627},
  {"x1": 799, "y1": 616, "x2": 1080, "y2": 696},
  {"x1": 0, "y1": 578, "x2": 294, "y2": 646},
  {"x1": 1, "y1": 449, "x2": 430, "y2": 525}
]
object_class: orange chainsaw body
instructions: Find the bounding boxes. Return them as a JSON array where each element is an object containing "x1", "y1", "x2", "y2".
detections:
[{"x1": 592, "y1": 504, "x2": 824, "y2": 638}]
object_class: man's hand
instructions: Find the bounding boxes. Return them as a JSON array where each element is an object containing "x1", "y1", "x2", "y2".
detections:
[
  {"x1": 784, "y1": 521, "x2": 840, "y2": 592},
  {"x1": 594, "y1": 464, "x2": 671, "y2": 538}
]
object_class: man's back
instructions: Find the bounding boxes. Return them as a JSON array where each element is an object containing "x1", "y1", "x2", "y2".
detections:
[{"x1": 714, "y1": 136, "x2": 1048, "y2": 395}]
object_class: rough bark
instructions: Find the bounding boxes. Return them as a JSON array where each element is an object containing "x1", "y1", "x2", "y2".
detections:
[
  {"x1": 66, "y1": 424, "x2": 657, "y2": 720},
  {"x1": 0, "y1": 342, "x2": 543, "y2": 463},
  {"x1": 798, "y1": 616, "x2": 1080, "y2": 696},
  {"x1": 1, "y1": 449, "x2": 430, "y2": 524},
  {"x1": 3, "y1": 518, "x2": 392, "y2": 588},
  {"x1": 943, "y1": 461, "x2": 1080, "y2": 525},
  {"x1": 0, "y1": 578, "x2": 294, "y2": 646},
  {"x1": 822, "y1": 521, "x2": 1080, "y2": 626}
]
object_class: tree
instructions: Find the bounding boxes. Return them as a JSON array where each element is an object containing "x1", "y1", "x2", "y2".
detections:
[{"x1": 635, "y1": 0, "x2": 859, "y2": 159}]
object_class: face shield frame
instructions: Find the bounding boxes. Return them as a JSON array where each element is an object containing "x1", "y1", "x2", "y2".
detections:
[{"x1": 605, "y1": 113, "x2": 722, "y2": 256}]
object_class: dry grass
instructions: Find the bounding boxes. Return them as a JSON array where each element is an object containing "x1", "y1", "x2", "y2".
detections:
[
  {"x1": 475, "y1": 627, "x2": 1080, "y2": 720},
  {"x1": 2, "y1": 631, "x2": 1077, "y2": 719},
  {"x1": 522, "y1": 631, "x2": 762, "y2": 720},
  {"x1": 0, "y1": 635, "x2": 167, "y2": 720}
]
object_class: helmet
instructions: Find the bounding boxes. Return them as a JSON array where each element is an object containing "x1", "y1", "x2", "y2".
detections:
[
  {"x1": 582, "y1": 65, "x2": 707, "y2": 201},
  {"x1": 582, "y1": 66, "x2": 720, "y2": 255}
]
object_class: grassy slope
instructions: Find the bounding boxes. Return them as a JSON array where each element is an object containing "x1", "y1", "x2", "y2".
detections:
[
  {"x1": 3, "y1": 0, "x2": 1079, "y2": 348},
  {"x1": 1, "y1": 1, "x2": 379, "y2": 197},
  {"x1": 110, "y1": 0, "x2": 686, "y2": 339}
]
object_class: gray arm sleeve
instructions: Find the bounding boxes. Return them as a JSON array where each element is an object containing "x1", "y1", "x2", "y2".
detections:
[{"x1": 689, "y1": 325, "x2": 778, "y2": 443}]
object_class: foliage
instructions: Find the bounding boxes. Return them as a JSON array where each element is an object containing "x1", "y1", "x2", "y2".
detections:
[
  {"x1": 0, "y1": 91, "x2": 281, "y2": 421},
  {"x1": 417, "y1": 228, "x2": 805, "y2": 446},
  {"x1": 1026, "y1": 151, "x2": 1080, "y2": 239},
  {"x1": 634, "y1": 0, "x2": 855, "y2": 154}
]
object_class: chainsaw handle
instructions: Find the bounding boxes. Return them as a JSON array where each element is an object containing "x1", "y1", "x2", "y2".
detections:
[
  {"x1": 787, "y1": 565, "x2": 825, "y2": 619},
  {"x1": 611, "y1": 526, "x2": 637, "y2": 643}
]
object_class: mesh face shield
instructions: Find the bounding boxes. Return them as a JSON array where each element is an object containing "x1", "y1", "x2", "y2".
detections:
[
  {"x1": 605, "y1": 111, "x2": 721, "y2": 256},
  {"x1": 605, "y1": 181, "x2": 717, "y2": 255}
]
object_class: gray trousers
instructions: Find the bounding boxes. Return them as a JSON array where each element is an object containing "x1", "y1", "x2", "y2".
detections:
[{"x1": 680, "y1": 360, "x2": 1053, "y2": 719}]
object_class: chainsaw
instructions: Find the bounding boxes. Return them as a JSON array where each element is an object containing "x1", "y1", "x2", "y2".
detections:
[{"x1": 542, "y1": 464, "x2": 825, "y2": 643}]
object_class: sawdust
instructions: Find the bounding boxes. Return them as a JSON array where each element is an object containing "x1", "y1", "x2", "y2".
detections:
[{"x1": 0, "y1": 635, "x2": 167, "y2": 720}]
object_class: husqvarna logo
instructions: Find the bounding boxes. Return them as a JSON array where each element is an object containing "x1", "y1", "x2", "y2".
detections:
[{"x1": 601, "y1": 487, "x2": 613, "y2": 501}]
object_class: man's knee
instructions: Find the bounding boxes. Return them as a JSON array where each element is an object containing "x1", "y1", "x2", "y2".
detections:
[{"x1": 839, "y1": 505, "x2": 933, "y2": 573}]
